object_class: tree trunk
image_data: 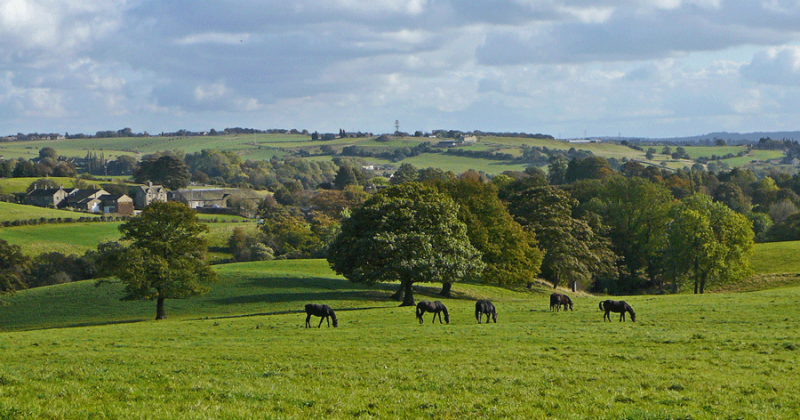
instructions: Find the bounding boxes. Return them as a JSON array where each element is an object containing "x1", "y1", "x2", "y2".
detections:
[
  {"x1": 699, "y1": 273, "x2": 706, "y2": 294},
  {"x1": 439, "y1": 282, "x2": 452, "y2": 298},
  {"x1": 390, "y1": 282, "x2": 405, "y2": 301},
  {"x1": 399, "y1": 281, "x2": 415, "y2": 307},
  {"x1": 156, "y1": 297, "x2": 166, "y2": 320}
]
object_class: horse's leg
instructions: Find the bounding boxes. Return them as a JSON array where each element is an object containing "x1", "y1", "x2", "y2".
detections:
[
  {"x1": 318, "y1": 316, "x2": 324, "y2": 328},
  {"x1": 305, "y1": 314, "x2": 311, "y2": 328},
  {"x1": 478, "y1": 312, "x2": 482, "y2": 324},
  {"x1": 326, "y1": 316, "x2": 331, "y2": 327},
  {"x1": 619, "y1": 312, "x2": 624, "y2": 322}
]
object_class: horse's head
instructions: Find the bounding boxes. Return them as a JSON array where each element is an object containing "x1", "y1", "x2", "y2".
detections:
[
  {"x1": 491, "y1": 311, "x2": 497, "y2": 323},
  {"x1": 444, "y1": 312, "x2": 450, "y2": 324},
  {"x1": 331, "y1": 313, "x2": 339, "y2": 328},
  {"x1": 629, "y1": 310, "x2": 636, "y2": 322}
]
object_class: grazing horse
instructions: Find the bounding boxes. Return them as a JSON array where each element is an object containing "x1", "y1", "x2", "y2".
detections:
[
  {"x1": 416, "y1": 300, "x2": 449, "y2": 324},
  {"x1": 550, "y1": 293, "x2": 562, "y2": 311},
  {"x1": 599, "y1": 300, "x2": 636, "y2": 322},
  {"x1": 475, "y1": 300, "x2": 497, "y2": 324},
  {"x1": 304, "y1": 303, "x2": 338, "y2": 328},
  {"x1": 550, "y1": 293, "x2": 572, "y2": 311},
  {"x1": 559, "y1": 294, "x2": 573, "y2": 311}
]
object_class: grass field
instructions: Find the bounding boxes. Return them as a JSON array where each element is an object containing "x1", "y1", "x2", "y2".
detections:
[
  {"x1": 0, "y1": 220, "x2": 252, "y2": 258},
  {"x1": 0, "y1": 259, "x2": 799, "y2": 419},
  {"x1": 0, "y1": 201, "x2": 102, "y2": 222}
]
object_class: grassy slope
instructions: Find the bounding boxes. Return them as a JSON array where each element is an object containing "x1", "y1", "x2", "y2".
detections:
[
  {"x1": 0, "y1": 201, "x2": 102, "y2": 222},
  {"x1": 0, "y1": 259, "x2": 798, "y2": 419},
  {"x1": 0, "y1": 220, "x2": 253, "y2": 257}
]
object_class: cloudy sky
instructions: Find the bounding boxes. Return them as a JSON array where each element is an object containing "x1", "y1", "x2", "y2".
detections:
[{"x1": 2, "y1": 0, "x2": 800, "y2": 138}]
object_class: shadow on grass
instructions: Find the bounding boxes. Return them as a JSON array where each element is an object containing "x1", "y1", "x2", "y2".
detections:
[{"x1": 211, "y1": 290, "x2": 393, "y2": 305}]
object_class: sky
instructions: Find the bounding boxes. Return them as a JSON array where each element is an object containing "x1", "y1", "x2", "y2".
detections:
[{"x1": 2, "y1": 0, "x2": 800, "y2": 139}]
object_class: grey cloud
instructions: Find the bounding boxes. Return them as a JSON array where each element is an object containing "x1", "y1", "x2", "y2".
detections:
[{"x1": 741, "y1": 47, "x2": 800, "y2": 86}]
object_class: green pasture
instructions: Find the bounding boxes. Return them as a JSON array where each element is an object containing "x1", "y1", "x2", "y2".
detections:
[
  {"x1": 403, "y1": 153, "x2": 529, "y2": 175},
  {"x1": 0, "y1": 258, "x2": 799, "y2": 418},
  {"x1": 0, "y1": 220, "x2": 251, "y2": 258},
  {"x1": 721, "y1": 150, "x2": 785, "y2": 167},
  {"x1": 752, "y1": 240, "x2": 800, "y2": 275},
  {"x1": 0, "y1": 177, "x2": 81, "y2": 194},
  {"x1": 0, "y1": 202, "x2": 101, "y2": 222}
]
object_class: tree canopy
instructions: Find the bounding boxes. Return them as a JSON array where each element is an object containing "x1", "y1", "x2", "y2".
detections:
[
  {"x1": 664, "y1": 194, "x2": 754, "y2": 293},
  {"x1": 0, "y1": 239, "x2": 29, "y2": 296},
  {"x1": 97, "y1": 201, "x2": 216, "y2": 319},
  {"x1": 327, "y1": 182, "x2": 484, "y2": 306},
  {"x1": 509, "y1": 185, "x2": 616, "y2": 290}
]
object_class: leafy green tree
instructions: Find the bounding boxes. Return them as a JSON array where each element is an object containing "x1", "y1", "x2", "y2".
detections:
[
  {"x1": 596, "y1": 176, "x2": 675, "y2": 290},
  {"x1": 434, "y1": 175, "x2": 543, "y2": 290},
  {"x1": 39, "y1": 147, "x2": 57, "y2": 160},
  {"x1": 96, "y1": 202, "x2": 216, "y2": 319},
  {"x1": 664, "y1": 194, "x2": 754, "y2": 293},
  {"x1": 390, "y1": 163, "x2": 418, "y2": 185},
  {"x1": 328, "y1": 183, "x2": 484, "y2": 306},
  {"x1": 548, "y1": 155, "x2": 568, "y2": 185},
  {"x1": 134, "y1": 153, "x2": 191, "y2": 190},
  {"x1": 259, "y1": 207, "x2": 321, "y2": 258},
  {"x1": 333, "y1": 165, "x2": 360, "y2": 190},
  {"x1": 565, "y1": 156, "x2": 614, "y2": 183},
  {"x1": 509, "y1": 186, "x2": 616, "y2": 290},
  {"x1": 0, "y1": 239, "x2": 29, "y2": 295}
]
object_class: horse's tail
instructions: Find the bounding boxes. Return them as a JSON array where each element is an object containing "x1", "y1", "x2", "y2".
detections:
[
  {"x1": 475, "y1": 302, "x2": 480, "y2": 321},
  {"x1": 415, "y1": 303, "x2": 422, "y2": 320},
  {"x1": 599, "y1": 301, "x2": 604, "y2": 311}
]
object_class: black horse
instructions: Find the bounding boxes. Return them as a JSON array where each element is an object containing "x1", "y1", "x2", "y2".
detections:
[
  {"x1": 475, "y1": 299, "x2": 497, "y2": 324},
  {"x1": 416, "y1": 300, "x2": 449, "y2": 324},
  {"x1": 550, "y1": 293, "x2": 561, "y2": 311},
  {"x1": 305, "y1": 303, "x2": 338, "y2": 328},
  {"x1": 559, "y1": 294, "x2": 573, "y2": 311},
  {"x1": 599, "y1": 300, "x2": 636, "y2": 322},
  {"x1": 550, "y1": 293, "x2": 572, "y2": 311}
]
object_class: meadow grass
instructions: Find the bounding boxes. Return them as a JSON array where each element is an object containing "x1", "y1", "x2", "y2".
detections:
[
  {"x1": 0, "y1": 260, "x2": 798, "y2": 419},
  {"x1": 752, "y1": 240, "x2": 800, "y2": 275},
  {"x1": 0, "y1": 177, "x2": 80, "y2": 194},
  {"x1": 0, "y1": 220, "x2": 250, "y2": 257},
  {"x1": 0, "y1": 202, "x2": 102, "y2": 222}
]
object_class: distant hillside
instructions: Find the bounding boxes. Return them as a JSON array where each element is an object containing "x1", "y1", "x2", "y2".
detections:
[{"x1": 659, "y1": 131, "x2": 800, "y2": 143}]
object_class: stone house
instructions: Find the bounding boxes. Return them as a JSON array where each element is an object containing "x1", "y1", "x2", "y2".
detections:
[
  {"x1": 27, "y1": 186, "x2": 74, "y2": 208},
  {"x1": 134, "y1": 181, "x2": 168, "y2": 209}
]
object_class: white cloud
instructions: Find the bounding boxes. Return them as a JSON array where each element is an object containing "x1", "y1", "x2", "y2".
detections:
[{"x1": 175, "y1": 32, "x2": 251, "y2": 46}]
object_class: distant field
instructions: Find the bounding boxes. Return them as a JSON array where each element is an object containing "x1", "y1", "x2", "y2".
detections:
[
  {"x1": 0, "y1": 259, "x2": 798, "y2": 419},
  {"x1": 752, "y1": 240, "x2": 800, "y2": 274},
  {"x1": 0, "y1": 201, "x2": 101, "y2": 222},
  {"x1": 0, "y1": 220, "x2": 251, "y2": 258}
]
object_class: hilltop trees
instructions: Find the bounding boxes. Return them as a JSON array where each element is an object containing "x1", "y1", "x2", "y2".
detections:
[
  {"x1": 97, "y1": 202, "x2": 216, "y2": 319},
  {"x1": 327, "y1": 183, "x2": 484, "y2": 306}
]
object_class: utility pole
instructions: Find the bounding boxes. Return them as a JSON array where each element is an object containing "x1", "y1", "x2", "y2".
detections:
[{"x1": 395, "y1": 120, "x2": 399, "y2": 134}]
